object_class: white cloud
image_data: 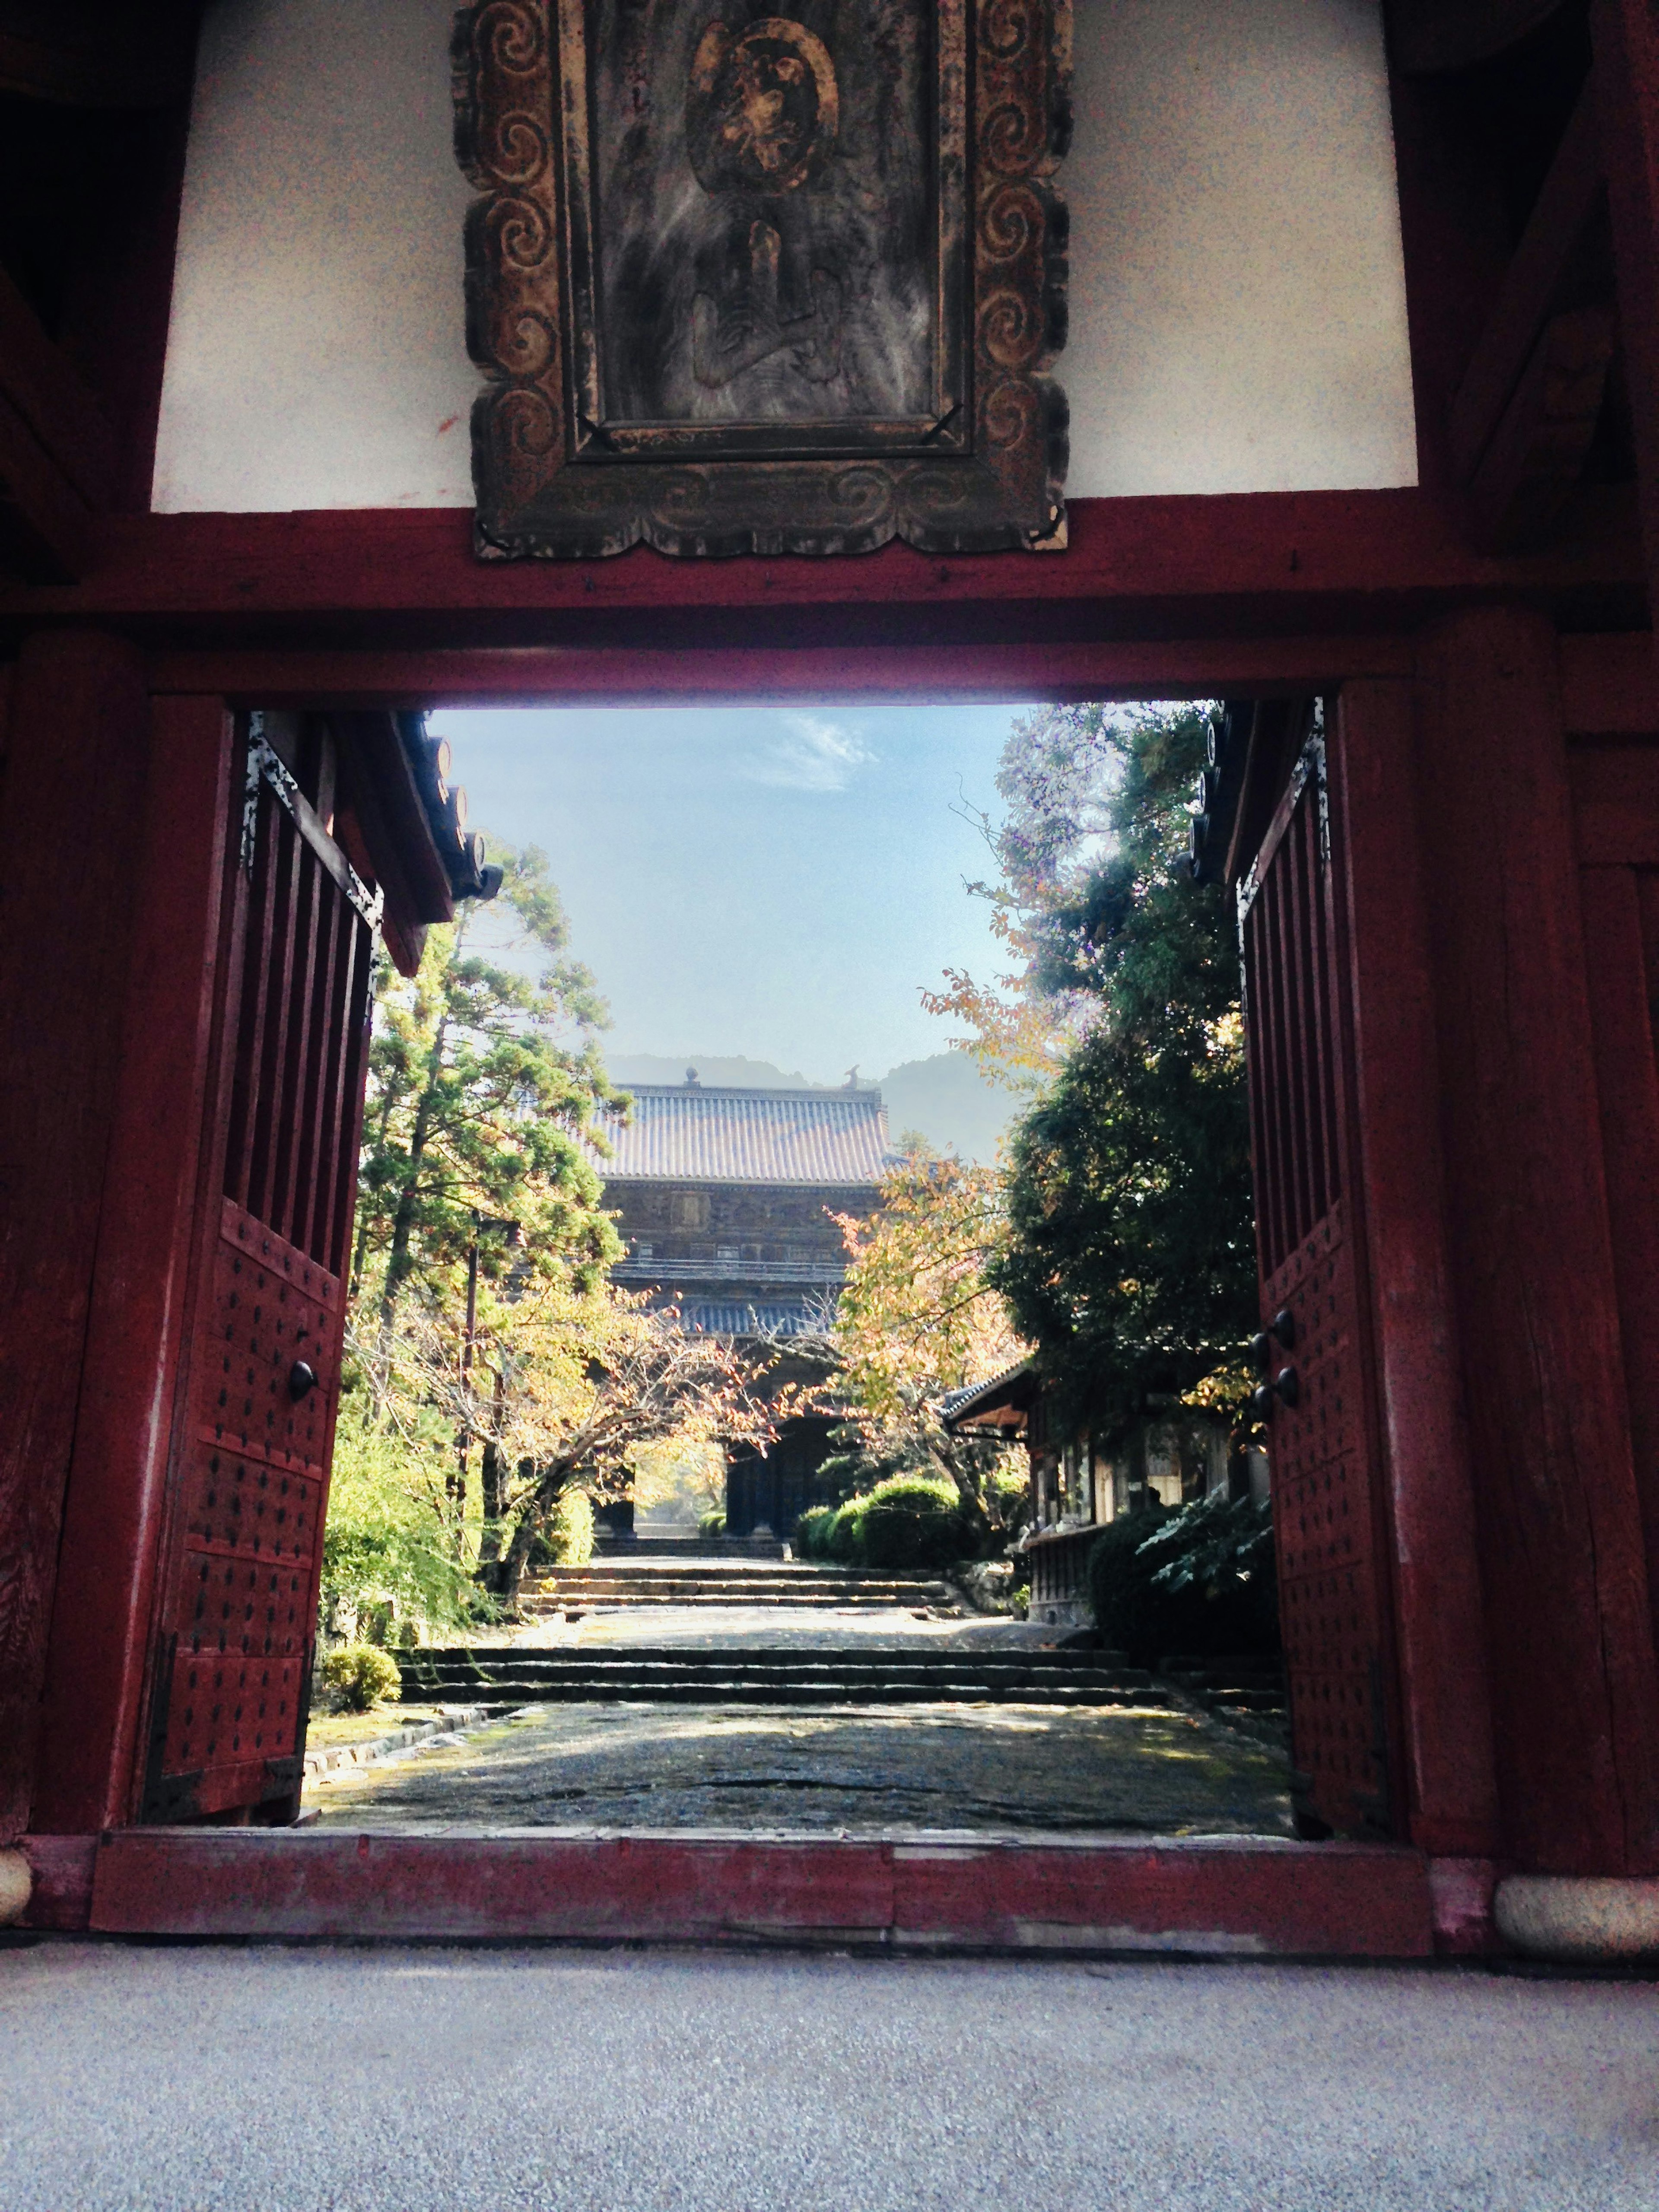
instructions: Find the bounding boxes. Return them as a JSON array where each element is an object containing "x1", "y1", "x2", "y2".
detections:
[{"x1": 741, "y1": 713, "x2": 875, "y2": 793}]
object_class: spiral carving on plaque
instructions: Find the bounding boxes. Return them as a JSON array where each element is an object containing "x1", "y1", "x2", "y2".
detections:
[{"x1": 454, "y1": 0, "x2": 1070, "y2": 556}]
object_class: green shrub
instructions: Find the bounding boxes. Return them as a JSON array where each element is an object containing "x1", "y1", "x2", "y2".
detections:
[
  {"x1": 321, "y1": 1643, "x2": 402, "y2": 1713},
  {"x1": 1087, "y1": 1496, "x2": 1278, "y2": 1665},
  {"x1": 321, "y1": 1395, "x2": 482, "y2": 1641},
  {"x1": 545, "y1": 1487, "x2": 595, "y2": 1566},
  {"x1": 854, "y1": 1472, "x2": 965, "y2": 1568},
  {"x1": 801, "y1": 1474, "x2": 967, "y2": 1569},
  {"x1": 699, "y1": 1509, "x2": 727, "y2": 1539},
  {"x1": 795, "y1": 1505, "x2": 836, "y2": 1559}
]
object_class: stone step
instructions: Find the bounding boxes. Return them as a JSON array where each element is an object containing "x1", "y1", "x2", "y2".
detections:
[
  {"x1": 396, "y1": 1649, "x2": 1163, "y2": 1708},
  {"x1": 408, "y1": 1644, "x2": 1131, "y2": 1669},
  {"x1": 529, "y1": 1565, "x2": 947, "y2": 1584},
  {"x1": 401, "y1": 1665, "x2": 1154, "y2": 1692},
  {"x1": 394, "y1": 1679, "x2": 1171, "y2": 1710}
]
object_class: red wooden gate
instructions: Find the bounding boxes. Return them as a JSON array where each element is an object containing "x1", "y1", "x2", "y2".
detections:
[
  {"x1": 1239, "y1": 709, "x2": 1401, "y2": 1840},
  {"x1": 140, "y1": 718, "x2": 376, "y2": 1821}
]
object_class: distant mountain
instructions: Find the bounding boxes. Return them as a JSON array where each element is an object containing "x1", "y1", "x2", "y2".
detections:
[
  {"x1": 878, "y1": 1054, "x2": 1019, "y2": 1165},
  {"x1": 604, "y1": 1050, "x2": 1020, "y2": 1164},
  {"x1": 606, "y1": 1054, "x2": 816, "y2": 1091}
]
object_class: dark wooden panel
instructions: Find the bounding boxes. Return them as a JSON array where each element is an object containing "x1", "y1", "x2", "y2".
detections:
[
  {"x1": 1335, "y1": 680, "x2": 1499, "y2": 1859},
  {"x1": 1448, "y1": 82, "x2": 1604, "y2": 486},
  {"x1": 29, "y1": 696, "x2": 232, "y2": 1836},
  {"x1": 1593, "y1": 0, "x2": 1659, "y2": 638},
  {"x1": 1416, "y1": 604, "x2": 1659, "y2": 1874},
  {"x1": 1560, "y1": 631, "x2": 1657, "y2": 731},
  {"x1": 0, "y1": 380, "x2": 90, "y2": 580},
  {"x1": 0, "y1": 260, "x2": 115, "y2": 506},
  {"x1": 1580, "y1": 863, "x2": 1659, "y2": 1672},
  {"x1": 0, "y1": 631, "x2": 149, "y2": 1841}
]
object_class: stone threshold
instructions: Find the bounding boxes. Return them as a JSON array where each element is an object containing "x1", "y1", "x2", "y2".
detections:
[
  {"x1": 301, "y1": 1706, "x2": 490, "y2": 1779},
  {"x1": 24, "y1": 1827, "x2": 1440, "y2": 1957}
]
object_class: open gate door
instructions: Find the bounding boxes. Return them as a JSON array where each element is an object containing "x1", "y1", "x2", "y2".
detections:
[
  {"x1": 139, "y1": 720, "x2": 378, "y2": 1822},
  {"x1": 1238, "y1": 707, "x2": 1402, "y2": 1840}
]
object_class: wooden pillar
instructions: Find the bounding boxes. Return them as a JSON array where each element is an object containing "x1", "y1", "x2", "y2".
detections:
[
  {"x1": 1414, "y1": 606, "x2": 1659, "y2": 1876},
  {"x1": 30, "y1": 698, "x2": 234, "y2": 1834},
  {"x1": 1334, "y1": 680, "x2": 1500, "y2": 1860},
  {"x1": 0, "y1": 631, "x2": 151, "y2": 1842},
  {"x1": 1579, "y1": 864, "x2": 1659, "y2": 1680},
  {"x1": 1593, "y1": 0, "x2": 1659, "y2": 678}
]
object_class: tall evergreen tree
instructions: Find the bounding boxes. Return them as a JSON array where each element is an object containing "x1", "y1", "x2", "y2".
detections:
[
  {"x1": 975, "y1": 705, "x2": 1258, "y2": 1433},
  {"x1": 352, "y1": 843, "x2": 626, "y2": 1326}
]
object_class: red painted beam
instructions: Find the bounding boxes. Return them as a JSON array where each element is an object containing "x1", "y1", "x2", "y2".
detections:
[
  {"x1": 84, "y1": 1829, "x2": 1434, "y2": 1956},
  {"x1": 144, "y1": 637, "x2": 1418, "y2": 711},
  {"x1": 0, "y1": 491, "x2": 1643, "y2": 651}
]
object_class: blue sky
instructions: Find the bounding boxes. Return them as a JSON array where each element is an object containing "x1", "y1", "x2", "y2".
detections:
[{"x1": 427, "y1": 702, "x2": 1037, "y2": 1080}]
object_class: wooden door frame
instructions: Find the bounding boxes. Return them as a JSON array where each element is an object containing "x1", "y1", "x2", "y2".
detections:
[{"x1": 14, "y1": 615, "x2": 1657, "y2": 1950}]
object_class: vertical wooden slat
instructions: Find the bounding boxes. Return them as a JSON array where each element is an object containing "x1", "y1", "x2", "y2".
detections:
[
  {"x1": 1303, "y1": 800, "x2": 1340, "y2": 1224},
  {"x1": 1284, "y1": 804, "x2": 1323, "y2": 1245},
  {"x1": 1265, "y1": 871, "x2": 1297, "y2": 1270},
  {"x1": 222, "y1": 785, "x2": 276, "y2": 1209},
  {"x1": 291, "y1": 880, "x2": 342, "y2": 1262},
  {"x1": 246, "y1": 807, "x2": 303, "y2": 1224},
  {"x1": 312, "y1": 914, "x2": 367, "y2": 1276},
  {"x1": 269, "y1": 843, "x2": 322, "y2": 1243},
  {"x1": 327, "y1": 920, "x2": 375, "y2": 1280}
]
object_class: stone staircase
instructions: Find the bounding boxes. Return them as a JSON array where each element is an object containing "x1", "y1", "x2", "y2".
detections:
[
  {"x1": 1159, "y1": 1654, "x2": 1289, "y2": 1743},
  {"x1": 523, "y1": 1560, "x2": 956, "y2": 1611},
  {"x1": 396, "y1": 1644, "x2": 1174, "y2": 1710}
]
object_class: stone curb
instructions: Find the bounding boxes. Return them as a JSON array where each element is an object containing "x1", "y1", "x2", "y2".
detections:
[{"x1": 302, "y1": 1705, "x2": 490, "y2": 1778}]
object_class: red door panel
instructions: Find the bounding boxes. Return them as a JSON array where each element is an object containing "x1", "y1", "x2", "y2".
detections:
[
  {"x1": 1240, "y1": 712, "x2": 1399, "y2": 1839},
  {"x1": 141, "y1": 722, "x2": 374, "y2": 1822}
]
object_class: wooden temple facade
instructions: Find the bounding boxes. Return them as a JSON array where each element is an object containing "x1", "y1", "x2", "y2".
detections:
[
  {"x1": 4, "y1": 0, "x2": 1659, "y2": 1954},
  {"x1": 598, "y1": 1077, "x2": 890, "y2": 1538}
]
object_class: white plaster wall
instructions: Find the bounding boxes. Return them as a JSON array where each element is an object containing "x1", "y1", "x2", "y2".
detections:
[
  {"x1": 151, "y1": 0, "x2": 1417, "y2": 512},
  {"x1": 152, "y1": 0, "x2": 477, "y2": 511},
  {"x1": 1068, "y1": 0, "x2": 1417, "y2": 493}
]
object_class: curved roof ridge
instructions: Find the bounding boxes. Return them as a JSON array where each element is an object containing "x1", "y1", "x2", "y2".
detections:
[{"x1": 596, "y1": 1083, "x2": 893, "y2": 1185}]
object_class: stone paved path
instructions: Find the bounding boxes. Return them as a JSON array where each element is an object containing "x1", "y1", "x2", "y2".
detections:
[
  {"x1": 5, "y1": 1945, "x2": 1656, "y2": 2211},
  {"x1": 489, "y1": 1602, "x2": 1054, "y2": 1651},
  {"x1": 305, "y1": 1696, "x2": 1294, "y2": 1834}
]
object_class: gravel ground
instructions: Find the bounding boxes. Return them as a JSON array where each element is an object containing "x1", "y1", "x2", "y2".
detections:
[
  {"x1": 304, "y1": 1698, "x2": 1294, "y2": 1834},
  {"x1": 1, "y1": 1943, "x2": 1655, "y2": 2211}
]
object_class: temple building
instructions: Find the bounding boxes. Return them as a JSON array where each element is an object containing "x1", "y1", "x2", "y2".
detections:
[{"x1": 596, "y1": 1074, "x2": 893, "y2": 1536}]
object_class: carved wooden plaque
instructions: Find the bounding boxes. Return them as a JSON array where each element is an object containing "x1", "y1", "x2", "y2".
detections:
[{"x1": 452, "y1": 1, "x2": 1071, "y2": 557}]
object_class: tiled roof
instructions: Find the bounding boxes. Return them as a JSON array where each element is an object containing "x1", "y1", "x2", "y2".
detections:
[
  {"x1": 937, "y1": 1358, "x2": 1036, "y2": 1429},
  {"x1": 677, "y1": 1299, "x2": 833, "y2": 1338},
  {"x1": 597, "y1": 1085, "x2": 892, "y2": 1185}
]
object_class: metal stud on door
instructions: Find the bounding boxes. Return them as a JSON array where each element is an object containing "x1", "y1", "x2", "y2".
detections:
[
  {"x1": 142, "y1": 722, "x2": 378, "y2": 1821},
  {"x1": 1239, "y1": 710, "x2": 1399, "y2": 1840}
]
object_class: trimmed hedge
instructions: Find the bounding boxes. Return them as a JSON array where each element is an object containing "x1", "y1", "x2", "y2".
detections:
[
  {"x1": 1087, "y1": 1497, "x2": 1278, "y2": 1665},
  {"x1": 796, "y1": 1474, "x2": 966, "y2": 1569}
]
